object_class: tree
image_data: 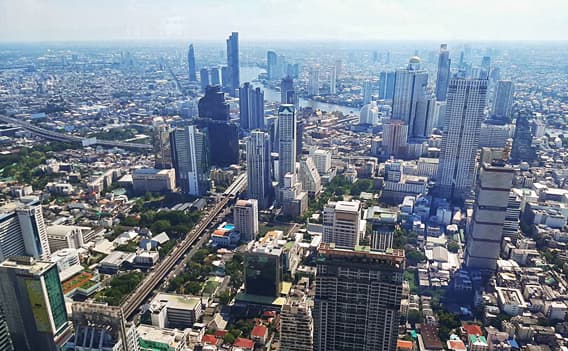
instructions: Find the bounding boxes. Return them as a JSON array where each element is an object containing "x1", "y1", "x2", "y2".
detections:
[
  {"x1": 185, "y1": 281, "x2": 202, "y2": 295},
  {"x1": 406, "y1": 249, "x2": 427, "y2": 265},
  {"x1": 407, "y1": 309, "x2": 422, "y2": 324},
  {"x1": 447, "y1": 240, "x2": 460, "y2": 253},
  {"x1": 223, "y1": 333, "x2": 236, "y2": 344},
  {"x1": 219, "y1": 291, "x2": 232, "y2": 304}
]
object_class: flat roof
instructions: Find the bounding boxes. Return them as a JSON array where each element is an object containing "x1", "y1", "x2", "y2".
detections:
[
  {"x1": 154, "y1": 293, "x2": 201, "y2": 310},
  {"x1": 0, "y1": 257, "x2": 54, "y2": 274}
]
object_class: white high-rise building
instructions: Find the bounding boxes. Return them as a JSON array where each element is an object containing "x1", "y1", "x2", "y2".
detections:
[
  {"x1": 233, "y1": 199, "x2": 259, "y2": 242},
  {"x1": 311, "y1": 149, "x2": 332, "y2": 176},
  {"x1": 17, "y1": 205, "x2": 50, "y2": 260},
  {"x1": 359, "y1": 101, "x2": 379, "y2": 125},
  {"x1": 392, "y1": 56, "x2": 435, "y2": 139},
  {"x1": 492, "y1": 80, "x2": 514, "y2": 121},
  {"x1": 170, "y1": 125, "x2": 209, "y2": 196},
  {"x1": 308, "y1": 66, "x2": 320, "y2": 96},
  {"x1": 246, "y1": 130, "x2": 273, "y2": 209},
  {"x1": 464, "y1": 161, "x2": 514, "y2": 270},
  {"x1": 299, "y1": 157, "x2": 321, "y2": 195},
  {"x1": 436, "y1": 78, "x2": 488, "y2": 201},
  {"x1": 329, "y1": 67, "x2": 337, "y2": 95},
  {"x1": 277, "y1": 105, "x2": 297, "y2": 187},
  {"x1": 322, "y1": 200, "x2": 361, "y2": 249},
  {"x1": 433, "y1": 100, "x2": 447, "y2": 129}
]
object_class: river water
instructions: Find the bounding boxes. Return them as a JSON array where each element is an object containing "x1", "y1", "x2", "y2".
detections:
[{"x1": 240, "y1": 66, "x2": 357, "y2": 116}]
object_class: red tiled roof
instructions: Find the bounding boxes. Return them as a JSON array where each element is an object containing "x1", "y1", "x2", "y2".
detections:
[
  {"x1": 202, "y1": 334, "x2": 217, "y2": 345},
  {"x1": 448, "y1": 340, "x2": 467, "y2": 351},
  {"x1": 262, "y1": 310, "x2": 276, "y2": 318},
  {"x1": 215, "y1": 330, "x2": 228, "y2": 338},
  {"x1": 251, "y1": 325, "x2": 268, "y2": 338},
  {"x1": 462, "y1": 324, "x2": 483, "y2": 336},
  {"x1": 233, "y1": 337, "x2": 255, "y2": 349},
  {"x1": 397, "y1": 339, "x2": 414, "y2": 350}
]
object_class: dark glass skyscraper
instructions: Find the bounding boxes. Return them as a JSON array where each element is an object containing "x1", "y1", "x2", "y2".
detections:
[
  {"x1": 226, "y1": 32, "x2": 240, "y2": 96},
  {"x1": 198, "y1": 85, "x2": 229, "y2": 121},
  {"x1": 280, "y1": 76, "x2": 296, "y2": 107},
  {"x1": 435, "y1": 44, "x2": 451, "y2": 101},
  {"x1": 199, "y1": 68, "x2": 209, "y2": 93},
  {"x1": 511, "y1": 110, "x2": 536, "y2": 164},
  {"x1": 188, "y1": 43, "x2": 197, "y2": 82},
  {"x1": 239, "y1": 82, "x2": 265, "y2": 130},
  {"x1": 210, "y1": 67, "x2": 221, "y2": 86}
]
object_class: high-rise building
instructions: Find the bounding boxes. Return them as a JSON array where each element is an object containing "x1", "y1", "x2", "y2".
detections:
[
  {"x1": 435, "y1": 44, "x2": 451, "y2": 101},
  {"x1": 299, "y1": 156, "x2": 321, "y2": 195},
  {"x1": 314, "y1": 244, "x2": 405, "y2": 351},
  {"x1": 226, "y1": 32, "x2": 240, "y2": 96},
  {"x1": 329, "y1": 68, "x2": 337, "y2": 95},
  {"x1": 433, "y1": 100, "x2": 447, "y2": 129},
  {"x1": 152, "y1": 119, "x2": 172, "y2": 169},
  {"x1": 245, "y1": 245, "x2": 282, "y2": 297},
  {"x1": 221, "y1": 66, "x2": 230, "y2": 91},
  {"x1": 170, "y1": 125, "x2": 209, "y2": 196},
  {"x1": 436, "y1": 78, "x2": 488, "y2": 202},
  {"x1": 511, "y1": 110, "x2": 536, "y2": 163},
  {"x1": 17, "y1": 205, "x2": 50, "y2": 260},
  {"x1": 280, "y1": 297, "x2": 314, "y2": 351},
  {"x1": 188, "y1": 43, "x2": 197, "y2": 82},
  {"x1": 277, "y1": 105, "x2": 297, "y2": 187},
  {"x1": 378, "y1": 71, "x2": 396, "y2": 100},
  {"x1": 322, "y1": 200, "x2": 361, "y2": 249},
  {"x1": 392, "y1": 56, "x2": 435, "y2": 139},
  {"x1": 198, "y1": 85, "x2": 229, "y2": 121},
  {"x1": 492, "y1": 80, "x2": 514, "y2": 122},
  {"x1": 311, "y1": 149, "x2": 332, "y2": 176},
  {"x1": 308, "y1": 66, "x2": 320, "y2": 96},
  {"x1": 72, "y1": 303, "x2": 140, "y2": 351},
  {"x1": 359, "y1": 101, "x2": 379, "y2": 125},
  {"x1": 281, "y1": 76, "x2": 294, "y2": 104},
  {"x1": 0, "y1": 257, "x2": 71, "y2": 351},
  {"x1": 334, "y1": 59, "x2": 342, "y2": 77},
  {"x1": 199, "y1": 68, "x2": 209, "y2": 93},
  {"x1": 239, "y1": 82, "x2": 265, "y2": 130},
  {"x1": 209, "y1": 67, "x2": 221, "y2": 86},
  {"x1": 296, "y1": 119, "x2": 304, "y2": 161},
  {"x1": 464, "y1": 161, "x2": 514, "y2": 270},
  {"x1": 381, "y1": 119, "x2": 409, "y2": 159},
  {"x1": 267, "y1": 51, "x2": 279, "y2": 80},
  {"x1": 246, "y1": 130, "x2": 274, "y2": 209},
  {"x1": 480, "y1": 56, "x2": 491, "y2": 79},
  {"x1": 362, "y1": 80, "x2": 372, "y2": 104},
  {"x1": 233, "y1": 199, "x2": 259, "y2": 242}
]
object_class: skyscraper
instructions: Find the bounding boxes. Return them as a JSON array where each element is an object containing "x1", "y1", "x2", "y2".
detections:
[
  {"x1": 233, "y1": 199, "x2": 259, "y2": 242},
  {"x1": 480, "y1": 56, "x2": 491, "y2": 79},
  {"x1": 381, "y1": 119, "x2": 409, "y2": 159},
  {"x1": 379, "y1": 71, "x2": 396, "y2": 100},
  {"x1": 226, "y1": 32, "x2": 240, "y2": 96},
  {"x1": 392, "y1": 57, "x2": 435, "y2": 139},
  {"x1": 329, "y1": 67, "x2": 337, "y2": 95},
  {"x1": 299, "y1": 156, "x2": 321, "y2": 195},
  {"x1": 281, "y1": 76, "x2": 298, "y2": 110},
  {"x1": 435, "y1": 44, "x2": 451, "y2": 101},
  {"x1": 464, "y1": 161, "x2": 514, "y2": 270},
  {"x1": 247, "y1": 130, "x2": 274, "y2": 209},
  {"x1": 245, "y1": 245, "x2": 282, "y2": 297},
  {"x1": 72, "y1": 303, "x2": 140, "y2": 351},
  {"x1": 209, "y1": 67, "x2": 221, "y2": 86},
  {"x1": 221, "y1": 66, "x2": 230, "y2": 91},
  {"x1": 198, "y1": 85, "x2": 229, "y2": 121},
  {"x1": 314, "y1": 244, "x2": 405, "y2": 351},
  {"x1": 308, "y1": 66, "x2": 320, "y2": 96},
  {"x1": 152, "y1": 119, "x2": 172, "y2": 169},
  {"x1": 362, "y1": 80, "x2": 372, "y2": 104},
  {"x1": 188, "y1": 43, "x2": 197, "y2": 82},
  {"x1": 511, "y1": 110, "x2": 536, "y2": 163},
  {"x1": 492, "y1": 80, "x2": 514, "y2": 122},
  {"x1": 0, "y1": 256, "x2": 71, "y2": 351},
  {"x1": 17, "y1": 205, "x2": 50, "y2": 260},
  {"x1": 170, "y1": 125, "x2": 209, "y2": 196},
  {"x1": 199, "y1": 68, "x2": 209, "y2": 93},
  {"x1": 239, "y1": 82, "x2": 265, "y2": 130},
  {"x1": 280, "y1": 297, "x2": 314, "y2": 351},
  {"x1": 322, "y1": 200, "x2": 361, "y2": 249},
  {"x1": 436, "y1": 78, "x2": 488, "y2": 202},
  {"x1": 277, "y1": 104, "x2": 297, "y2": 186},
  {"x1": 267, "y1": 50, "x2": 279, "y2": 80}
]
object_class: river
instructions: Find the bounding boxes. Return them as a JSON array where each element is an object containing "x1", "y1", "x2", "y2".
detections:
[{"x1": 240, "y1": 66, "x2": 358, "y2": 116}]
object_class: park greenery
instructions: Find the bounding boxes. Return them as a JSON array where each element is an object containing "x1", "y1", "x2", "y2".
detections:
[
  {"x1": 120, "y1": 210, "x2": 201, "y2": 240},
  {"x1": 95, "y1": 271, "x2": 145, "y2": 306}
]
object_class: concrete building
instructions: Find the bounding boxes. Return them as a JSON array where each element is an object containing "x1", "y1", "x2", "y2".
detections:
[
  {"x1": 170, "y1": 125, "x2": 209, "y2": 196},
  {"x1": 435, "y1": 44, "x2": 451, "y2": 101},
  {"x1": 322, "y1": 200, "x2": 362, "y2": 249},
  {"x1": 137, "y1": 324, "x2": 187, "y2": 351},
  {"x1": 46, "y1": 225, "x2": 90, "y2": 252},
  {"x1": 152, "y1": 120, "x2": 172, "y2": 169},
  {"x1": 245, "y1": 244, "x2": 283, "y2": 297},
  {"x1": 132, "y1": 168, "x2": 176, "y2": 194},
  {"x1": 280, "y1": 297, "x2": 314, "y2": 351},
  {"x1": 308, "y1": 66, "x2": 320, "y2": 96},
  {"x1": 17, "y1": 204, "x2": 50, "y2": 260},
  {"x1": 314, "y1": 244, "x2": 405, "y2": 351},
  {"x1": 72, "y1": 303, "x2": 139, "y2": 351},
  {"x1": 311, "y1": 149, "x2": 332, "y2": 176},
  {"x1": 382, "y1": 119, "x2": 409, "y2": 160},
  {"x1": 150, "y1": 293, "x2": 203, "y2": 330},
  {"x1": 465, "y1": 161, "x2": 514, "y2": 270},
  {"x1": 299, "y1": 157, "x2": 321, "y2": 195},
  {"x1": 279, "y1": 173, "x2": 308, "y2": 218},
  {"x1": 492, "y1": 80, "x2": 514, "y2": 122},
  {"x1": 436, "y1": 78, "x2": 488, "y2": 201},
  {"x1": 0, "y1": 306, "x2": 13, "y2": 351},
  {"x1": 226, "y1": 32, "x2": 240, "y2": 96},
  {"x1": 277, "y1": 104, "x2": 297, "y2": 187},
  {"x1": 246, "y1": 130, "x2": 274, "y2": 209},
  {"x1": 239, "y1": 82, "x2": 264, "y2": 131},
  {"x1": 0, "y1": 257, "x2": 71, "y2": 351},
  {"x1": 233, "y1": 199, "x2": 259, "y2": 242}
]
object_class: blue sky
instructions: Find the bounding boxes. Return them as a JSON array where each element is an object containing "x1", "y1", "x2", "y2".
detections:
[{"x1": 0, "y1": 0, "x2": 566, "y2": 42}]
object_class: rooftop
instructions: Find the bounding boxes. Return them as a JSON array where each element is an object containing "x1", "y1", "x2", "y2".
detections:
[{"x1": 153, "y1": 292, "x2": 201, "y2": 310}]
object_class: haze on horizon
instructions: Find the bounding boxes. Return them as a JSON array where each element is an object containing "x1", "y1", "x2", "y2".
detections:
[{"x1": 0, "y1": 0, "x2": 567, "y2": 43}]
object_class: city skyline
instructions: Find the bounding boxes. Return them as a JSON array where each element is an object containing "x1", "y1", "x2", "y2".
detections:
[{"x1": 1, "y1": 0, "x2": 568, "y2": 42}]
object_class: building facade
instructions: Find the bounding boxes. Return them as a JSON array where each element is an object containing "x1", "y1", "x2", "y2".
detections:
[
  {"x1": 322, "y1": 200, "x2": 361, "y2": 249},
  {"x1": 246, "y1": 130, "x2": 274, "y2": 209},
  {"x1": 233, "y1": 199, "x2": 259, "y2": 242},
  {"x1": 170, "y1": 126, "x2": 209, "y2": 196},
  {"x1": 277, "y1": 105, "x2": 297, "y2": 187}
]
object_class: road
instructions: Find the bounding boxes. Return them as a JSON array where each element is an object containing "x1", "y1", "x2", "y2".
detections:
[
  {"x1": 0, "y1": 115, "x2": 152, "y2": 150},
  {"x1": 121, "y1": 174, "x2": 247, "y2": 319}
]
